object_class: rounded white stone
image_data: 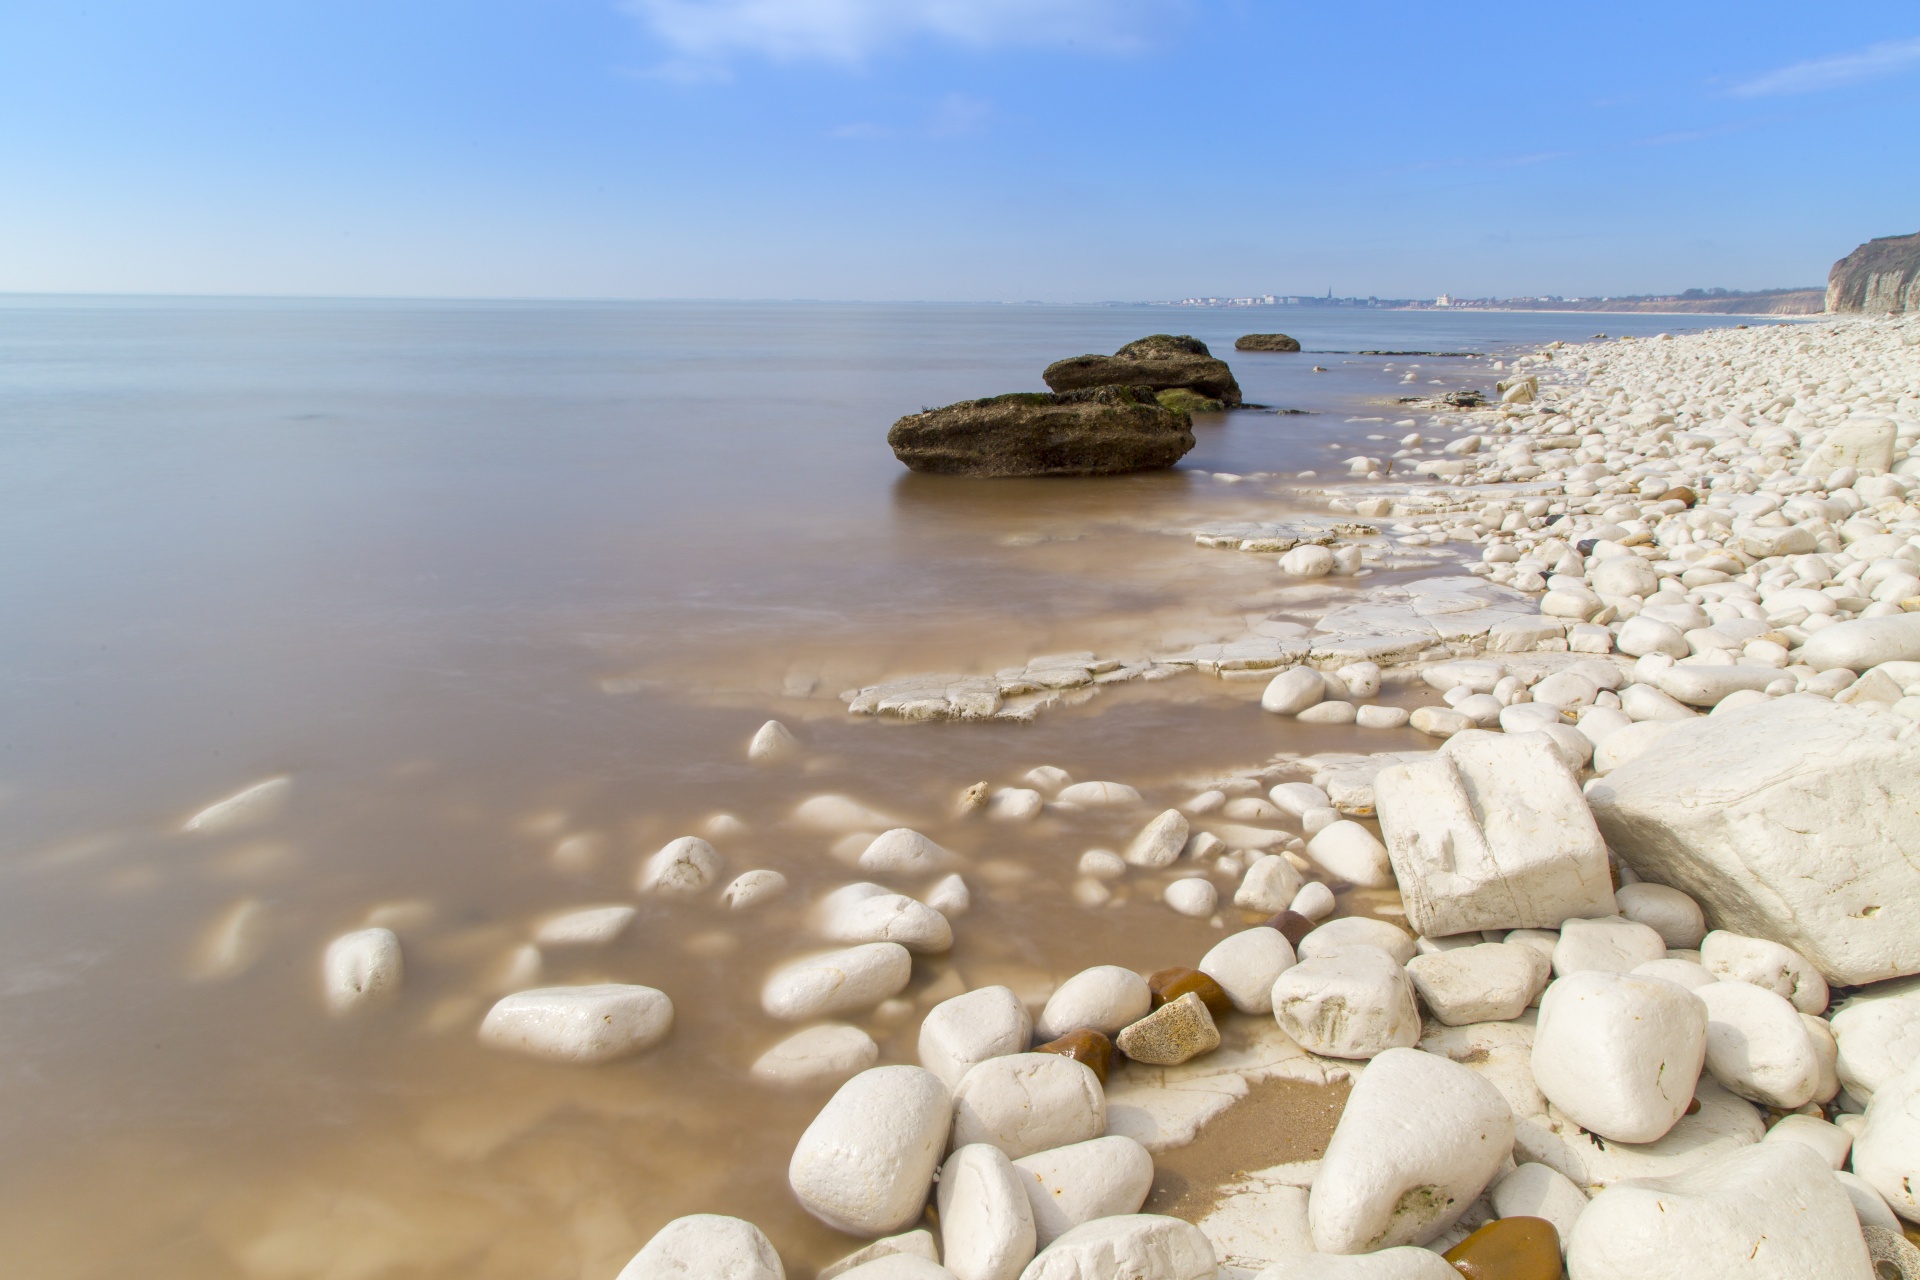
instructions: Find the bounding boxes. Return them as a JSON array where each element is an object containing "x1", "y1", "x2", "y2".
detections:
[
  {"x1": 919, "y1": 986, "x2": 1032, "y2": 1090},
  {"x1": 1234, "y1": 853, "x2": 1305, "y2": 913},
  {"x1": 1015, "y1": 1214, "x2": 1214, "y2": 1280},
  {"x1": 1291, "y1": 881, "x2": 1337, "y2": 921},
  {"x1": 1617, "y1": 614, "x2": 1689, "y2": 660},
  {"x1": 938, "y1": 1144, "x2": 1036, "y2": 1280},
  {"x1": 762, "y1": 944, "x2": 914, "y2": 1020},
  {"x1": 751, "y1": 1023, "x2": 880, "y2": 1088},
  {"x1": 988, "y1": 789, "x2": 1044, "y2": 822},
  {"x1": 1532, "y1": 970, "x2": 1706, "y2": 1143},
  {"x1": 1054, "y1": 781, "x2": 1141, "y2": 808},
  {"x1": 1631, "y1": 957, "x2": 1718, "y2": 990},
  {"x1": 1308, "y1": 1046, "x2": 1516, "y2": 1252},
  {"x1": 1355, "y1": 705, "x2": 1411, "y2": 729},
  {"x1": 1552, "y1": 916, "x2": 1667, "y2": 976},
  {"x1": 479, "y1": 983, "x2": 674, "y2": 1064},
  {"x1": 1835, "y1": 1169, "x2": 1903, "y2": 1232},
  {"x1": 1011, "y1": 1135, "x2": 1154, "y2": 1247},
  {"x1": 1298, "y1": 916, "x2": 1417, "y2": 965},
  {"x1": 925, "y1": 873, "x2": 971, "y2": 917},
  {"x1": 322, "y1": 927, "x2": 402, "y2": 1014},
  {"x1": 1831, "y1": 978, "x2": 1920, "y2": 1100},
  {"x1": 1853, "y1": 1061, "x2": 1920, "y2": 1223},
  {"x1": 1271, "y1": 946, "x2": 1420, "y2": 1059},
  {"x1": 1263, "y1": 668, "x2": 1327, "y2": 715},
  {"x1": 790, "y1": 1065, "x2": 953, "y2": 1236},
  {"x1": 1163, "y1": 878, "x2": 1217, "y2": 917},
  {"x1": 1761, "y1": 1112, "x2": 1853, "y2": 1169},
  {"x1": 533, "y1": 905, "x2": 636, "y2": 948},
  {"x1": 1700, "y1": 930, "x2": 1829, "y2": 1015},
  {"x1": 1566, "y1": 1140, "x2": 1872, "y2": 1280},
  {"x1": 1297, "y1": 700, "x2": 1357, "y2": 725},
  {"x1": 1281, "y1": 545, "x2": 1336, "y2": 577},
  {"x1": 1799, "y1": 614, "x2": 1920, "y2": 672},
  {"x1": 795, "y1": 794, "x2": 900, "y2": 832},
  {"x1": 1407, "y1": 942, "x2": 1552, "y2": 1026},
  {"x1": 834, "y1": 1258, "x2": 953, "y2": 1280},
  {"x1": 1490, "y1": 1162, "x2": 1587, "y2": 1259},
  {"x1": 815, "y1": 883, "x2": 953, "y2": 954},
  {"x1": 951, "y1": 1053, "x2": 1104, "y2": 1160},
  {"x1": 1199, "y1": 927, "x2": 1296, "y2": 1014},
  {"x1": 1409, "y1": 705, "x2": 1472, "y2": 738},
  {"x1": 724, "y1": 869, "x2": 789, "y2": 909},
  {"x1": 1023, "y1": 766, "x2": 1072, "y2": 795},
  {"x1": 1305, "y1": 821, "x2": 1394, "y2": 889},
  {"x1": 748, "y1": 719, "x2": 798, "y2": 764},
  {"x1": 1614, "y1": 883, "x2": 1706, "y2": 949},
  {"x1": 639, "y1": 836, "x2": 722, "y2": 894},
  {"x1": 860, "y1": 829, "x2": 955, "y2": 875},
  {"x1": 1036, "y1": 966, "x2": 1151, "y2": 1039},
  {"x1": 1697, "y1": 979, "x2": 1822, "y2": 1109},
  {"x1": 616, "y1": 1214, "x2": 783, "y2": 1280},
  {"x1": 1125, "y1": 810, "x2": 1189, "y2": 868},
  {"x1": 1269, "y1": 782, "x2": 1332, "y2": 815},
  {"x1": 1077, "y1": 849, "x2": 1126, "y2": 880}
]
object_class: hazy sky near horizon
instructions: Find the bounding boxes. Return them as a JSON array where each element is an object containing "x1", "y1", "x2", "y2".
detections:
[{"x1": 3, "y1": 2, "x2": 1918, "y2": 301}]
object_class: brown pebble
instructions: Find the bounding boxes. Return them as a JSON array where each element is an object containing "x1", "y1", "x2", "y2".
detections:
[
  {"x1": 1686, "y1": 1096, "x2": 1701, "y2": 1115},
  {"x1": 1261, "y1": 910, "x2": 1315, "y2": 949},
  {"x1": 1659, "y1": 485, "x2": 1697, "y2": 507},
  {"x1": 1032, "y1": 1028, "x2": 1114, "y2": 1084},
  {"x1": 1443, "y1": 1216, "x2": 1560, "y2": 1279},
  {"x1": 1116, "y1": 991, "x2": 1220, "y2": 1066},
  {"x1": 1149, "y1": 967, "x2": 1232, "y2": 1020}
]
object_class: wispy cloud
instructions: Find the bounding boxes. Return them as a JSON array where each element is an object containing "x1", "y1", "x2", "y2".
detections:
[
  {"x1": 624, "y1": 0, "x2": 1174, "y2": 65},
  {"x1": 1729, "y1": 36, "x2": 1920, "y2": 97},
  {"x1": 830, "y1": 92, "x2": 994, "y2": 140}
]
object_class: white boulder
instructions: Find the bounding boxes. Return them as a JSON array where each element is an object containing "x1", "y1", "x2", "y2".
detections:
[
  {"x1": 951, "y1": 1053, "x2": 1105, "y2": 1159},
  {"x1": 1406, "y1": 942, "x2": 1551, "y2": 1025},
  {"x1": 1263, "y1": 668, "x2": 1327, "y2": 715},
  {"x1": 1199, "y1": 927, "x2": 1297, "y2": 1014},
  {"x1": 860, "y1": 829, "x2": 955, "y2": 874},
  {"x1": 815, "y1": 883, "x2": 954, "y2": 953},
  {"x1": 1489, "y1": 1162, "x2": 1587, "y2": 1259},
  {"x1": 762, "y1": 944, "x2": 914, "y2": 1020},
  {"x1": 1271, "y1": 946, "x2": 1420, "y2": 1059},
  {"x1": 1125, "y1": 810, "x2": 1190, "y2": 868},
  {"x1": 1374, "y1": 730, "x2": 1616, "y2": 938},
  {"x1": 1700, "y1": 930, "x2": 1829, "y2": 1014},
  {"x1": 748, "y1": 719, "x2": 798, "y2": 764},
  {"x1": 1853, "y1": 1061, "x2": 1920, "y2": 1224},
  {"x1": 1308, "y1": 1046, "x2": 1516, "y2": 1252},
  {"x1": 751, "y1": 1024, "x2": 880, "y2": 1088},
  {"x1": 1614, "y1": 883, "x2": 1706, "y2": 949},
  {"x1": 322, "y1": 927, "x2": 403, "y2": 1013},
  {"x1": 1055, "y1": 781, "x2": 1141, "y2": 807},
  {"x1": 1305, "y1": 821, "x2": 1394, "y2": 889},
  {"x1": 1799, "y1": 614, "x2": 1920, "y2": 672},
  {"x1": 616, "y1": 1214, "x2": 783, "y2": 1280},
  {"x1": 1588, "y1": 695, "x2": 1920, "y2": 985},
  {"x1": 1831, "y1": 977, "x2": 1920, "y2": 1100},
  {"x1": 920, "y1": 986, "x2": 1033, "y2": 1090},
  {"x1": 639, "y1": 836, "x2": 722, "y2": 893},
  {"x1": 1012, "y1": 1135, "x2": 1154, "y2": 1247},
  {"x1": 1036, "y1": 966, "x2": 1151, "y2": 1039},
  {"x1": 789, "y1": 1065, "x2": 953, "y2": 1235},
  {"x1": 1531, "y1": 970, "x2": 1706, "y2": 1143},
  {"x1": 1552, "y1": 916, "x2": 1668, "y2": 976},
  {"x1": 1234, "y1": 854, "x2": 1305, "y2": 913},
  {"x1": 1565, "y1": 1140, "x2": 1872, "y2": 1279},
  {"x1": 724, "y1": 869, "x2": 789, "y2": 909},
  {"x1": 1016, "y1": 1215, "x2": 1214, "y2": 1280},
  {"x1": 1696, "y1": 980, "x2": 1821, "y2": 1108},
  {"x1": 479, "y1": 984, "x2": 674, "y2": 1064},
  {"x1": 1298, "y1": 916, "x2": 1416, "y2": 965},
  {"x1": 938, "y1": 1144, "x2": 1036, "y2": 1280}
]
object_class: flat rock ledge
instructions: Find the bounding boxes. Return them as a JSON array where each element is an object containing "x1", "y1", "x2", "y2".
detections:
[{"x1": 889, "y1": 384, "x2": 1195, "y2": 477}]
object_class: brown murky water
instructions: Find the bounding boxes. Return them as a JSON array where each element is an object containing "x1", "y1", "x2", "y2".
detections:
[{"x1": 0, "y1": 299, "x2": 1753, "y2": 1278}]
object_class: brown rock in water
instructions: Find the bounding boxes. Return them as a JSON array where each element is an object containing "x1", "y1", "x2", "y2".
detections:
[
  {"x1": 1031, "y1": 1028, "x2": 1114, "y2": 1083},
  {"x1": 888, "y1": 384, "x2": 1194, "y2": 478},
  {"x1": 1827, "y1": 231, "x2": 1920, "y2": 314},
  {"x1": 1443, "y1": 1216, "x2": 1561, "y2": 1280},
  {"x1": 1044, "y1": 335, "x2": 1242, "y2": 406},
  {"x1": 1262, "y1": 910, "x2": 1317, "y2": 949},
  {"x1": 954, "y1": 782, "x2": 989, "y2": 817},
  {"x1": 1147, "y1": 967, "x2": 1232, "y2": 1021},
  {"x1": 1235, "y1": 333, "x2": 1301, "y2": 353},
  {"x1": 1115, "y1": 991, "x2": 1219, "y2": 1066}
]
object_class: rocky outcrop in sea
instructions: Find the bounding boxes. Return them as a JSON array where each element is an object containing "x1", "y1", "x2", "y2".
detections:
[
  {"x1": 887, "y1": 385, "x2": 1196, "y2": 477},
  {"x1": 1044, "y1": 335, "x2": 1243, "y2": 407}
]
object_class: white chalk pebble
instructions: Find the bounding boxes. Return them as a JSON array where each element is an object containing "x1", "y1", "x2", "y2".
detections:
[
  {"x1": 1697, "y1": 979, "x2": 1823, "y2": 1109},
  {"x1": 747, "y1": 718, "x2": 798, "y2": 763},
  {"x1": 950, "y1": 1053, "x2": 1104, "y2": 1160},
  {"x1": 1270, "y1": 946, "x2": 1420, "y2": 1059},
  {"x1": 1017, "y1": 1215, "x2": 1215, "y2": 1280},
  {"x1": 1267, "y1": 782, "x2": 1331, "y2": 815},
  {"x1": 1299, "y1": 806, "x2": 1340, "y2": 837},
  {"x1": 183, "y1": 775, "x2": 291, "y2": 833},
  {"x1": 1125, "y1": 809, "x2": 1190, "y2": 868},
  {"x1": 479, "y1": 983, "x2": 673, "y2": 1064},
  {"x1": 1630, "y1": 957, "x2": 1717, "y2": 990},
  {"x1": 1296, "y1": 701, "x2": 1356, "y2": 725},
  {"x1": 919, "y1": 986, "x2": 1031, "y2": 1090},
  {"x1": 1700, "y1": 929, "x2": 1829, "y2": 1014},
  {"x1": 1011, "y1": 1135, "x2": 1154, "y2": 1247},
  {"x1": 1290, "y1": 881, "x2": 1336, "y2": 921},
  {"x1": 1307, "y1": 1046, "x2": 1515, "y2": 1252},
  {"x1": 638, "y1": 836, "x2": 722, "y2": 893},
  {"x1": 833, "y1": 1258, "x2": 953, "y2": 1280},
  {"x1": 762, "y1": 943, "x2": 914, "y2": 1020},
  {"x1": 1280, "y1": 544, "x2": 1335, "y2": 577},
  {"x1": 1298, "y1": 916, "x2": 1416, "y2": 965},
  {"x1": 1406, "y1": 941, "x2": 1550, "y2": 1026},
  {"x1": 616, "y1": 1214, "x2": 783, "y2": 1280},
  {"x1": 1163, "y1": 877, "x2": 1217, "y2": 917},
  {"x1": 322, "y1": 927, "x2": 402, "y2": 1014},
  {"x1": 1233, "y1": 853, "x2": 1304, "y2": 913},
  {"x1": 1055, "y1": 780, "x2": 1142, "y2": 808},
  {"x1": 1037, "y1": 965, "x2": 1151, "y2": 1038},
  {"x1": 1304, "y1": 820, "x2": 1393, "y2": 888},
  {"x1": 1183, "y1": 790, "x2": 1227, "y2": 815},
  {"x1": 1490, "y1": 1162, "x2": 1587, "y2": 1259},
  {"x1": 1336, "y1": 661, "x2": 1381, "y2": 698},
  {"x1": 1355, "y1": 705, "x2": 1409, "y2": 729},
  {"x1": 924, "y1": 873, "x2": 970, "y2": 916},
  {"x1": 533, "y1": 905, "x2": 635, "y2": 947},
  {"x1": 1830, "y1": 977, "x2": 1920, "y2": 1100},
  {"x1": 860, "y1": 828, "x2": 955, "y2": 874},
  {"x1": 1200, "y1": 926, "x2": 1296, "y2": 1014},
  {"x1": 1531, "y1": 969, "x2": 1705, "y2": 1143},
  {"x1": 751, "y1": 1023, "x2": 880, "y2": 1088},
  {"x1": 987, "y1": 788, "x2": 1044, "y2": 822},
  {"x1": 1077, "y1": 849, "x2": 1126, "y2": 880},
  {"x1": 789, "y1": 1065, "x2": 952, "y2": 1236},
  {"x1": 1761, "y1": 1112, "x2": 1854, "y2": 1169},
  {"x1": 724, "y1": 869, "x2": 789, "y2": 909},
  {"x1": 937, "y1": 1144, "x2": 1035, "y2": 1280},
  {"x1": 1551, "y1": 915, "x2": 1667, "y2": 976},
  {"x1": 1854, "y1": 1061, "x2": 1920, "y2": 1224},
  {"x1": 1613, "y1": 882, "x2": 1705, "y2": 949},
  {"x1": 814, "y1": 883, "x2": 953, "y2": 953},
  {"x1": 818, "y1": 1234, "x2": 942, "y2": 1280}
]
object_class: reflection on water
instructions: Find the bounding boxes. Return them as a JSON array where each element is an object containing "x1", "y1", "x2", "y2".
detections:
[{"x1": 0, "y1": 299, "x2": 1764, "y2": 1277}]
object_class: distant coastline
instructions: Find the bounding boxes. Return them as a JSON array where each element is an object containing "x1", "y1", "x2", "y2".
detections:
[{"x1": 1150, "y1": 286, "x2": 1825, "y2": 316}]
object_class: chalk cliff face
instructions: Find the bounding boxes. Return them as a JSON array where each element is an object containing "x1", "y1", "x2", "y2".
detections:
[{"x1": 1827, "y1": 231, "x2": 1920, "y2": 314}]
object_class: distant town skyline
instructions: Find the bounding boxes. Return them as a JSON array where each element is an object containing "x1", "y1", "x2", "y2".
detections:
[{"x1": 2, "y1": 2, "x2": 1917, "y2": 301}]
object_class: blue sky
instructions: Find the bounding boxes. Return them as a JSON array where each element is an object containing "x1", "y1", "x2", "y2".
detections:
[{"x1": 2, "y1": 1, "x2": 1917, "y2": 301}]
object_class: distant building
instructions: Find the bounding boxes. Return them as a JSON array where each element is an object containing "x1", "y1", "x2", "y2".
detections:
[{"x1": 1435, "y1": 293, "x2": 1453, "y2": 307}]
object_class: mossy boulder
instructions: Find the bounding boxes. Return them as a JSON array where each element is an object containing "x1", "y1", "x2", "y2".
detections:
[
  {"x1": 1235, "y1": 333, "x2": 1301, "y2": 352},
  {"x1": 1155, "y1": 388, "x2": 1226, "y2": 414},
  {"x1": 1043, "y1": 334, "x2": 1241, "y2": 405},
  {"x1": 888, "y1": 384, "x2": 1194, "y2": 477}
]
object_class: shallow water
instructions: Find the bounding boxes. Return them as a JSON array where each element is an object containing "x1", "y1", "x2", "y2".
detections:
[{"x1": 0, "y1": 298, "x2": 1771, "y2": 1277}]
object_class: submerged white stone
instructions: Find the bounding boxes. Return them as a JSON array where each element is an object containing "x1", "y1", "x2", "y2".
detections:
[
  {"x1": 860, "y1": 828, "x2": 955, "y2": 874},
  {"x1": 762, "y1": 944, "x2": 914, "y2": 1020},
  {"x1": 322, "y1": 927, "x2": 403, "y2": 1013},
  {"x1": 479, "y1": 983, "x2": 674, "y2": 1064},
  {"x1": 617, "y1": 1214, "x2": 784, "y2": 1280},
  {"x1": 751, "y1": 1023, "x2": 880, "y2": 1088},
  {"x1": 640, "y1": 836, "x2": 723, "y2": 893}
]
